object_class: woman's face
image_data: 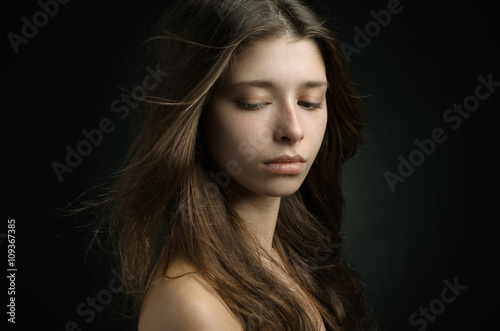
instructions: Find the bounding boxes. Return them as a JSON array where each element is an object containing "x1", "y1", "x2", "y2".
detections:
[{"x1": 205, "y1": 37, "x2": 328, "y2": 199}]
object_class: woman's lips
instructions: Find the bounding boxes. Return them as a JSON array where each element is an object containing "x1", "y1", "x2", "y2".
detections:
[{"x1": 263, "y1": 155, "x2": 306, "y2": 175}]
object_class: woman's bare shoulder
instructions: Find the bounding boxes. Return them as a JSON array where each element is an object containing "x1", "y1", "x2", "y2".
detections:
[{"x1": 138, "y1": 258, "x2": 243, "y2": 331}]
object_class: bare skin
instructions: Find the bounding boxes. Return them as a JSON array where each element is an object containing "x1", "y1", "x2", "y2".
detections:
[
  {"x1": 139, "y1": 36, "x2": 328, "y2": 330},
  {"x1": 139, "y1": 256, "x2": 326, "y2": 330},
  {"x1": 139, "y1": 259, "x2": 243, "y2": 331}
]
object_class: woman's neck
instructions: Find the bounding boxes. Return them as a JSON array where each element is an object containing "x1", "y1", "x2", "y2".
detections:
[{"x1": 228, "y1": 193, "x2": 281, "y2": 253}]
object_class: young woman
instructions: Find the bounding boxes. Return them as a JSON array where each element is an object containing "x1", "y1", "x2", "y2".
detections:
[{"x1": 97, "y1": 0, "x2": 376, "y2": 329}]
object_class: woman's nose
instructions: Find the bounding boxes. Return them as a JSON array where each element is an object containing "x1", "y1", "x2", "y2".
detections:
[{"x1": 273, "y1": 101, "x2": 304, "y2": 145}]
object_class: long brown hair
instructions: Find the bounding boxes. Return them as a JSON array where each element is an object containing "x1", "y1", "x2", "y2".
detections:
[{"x1": 95, "y1": 0, "x2": 376, "y2": 329}]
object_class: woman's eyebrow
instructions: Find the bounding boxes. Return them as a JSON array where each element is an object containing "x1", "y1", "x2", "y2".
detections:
[
  {"x1": 301, "y1": 80, "x2": 330, "y2": 90},
  {"x1": 229, "y1": 79, "x2": 276, "y2": 89},
  {"x1": 229, "y1": 79, "x2": 329, "y2": 90}
]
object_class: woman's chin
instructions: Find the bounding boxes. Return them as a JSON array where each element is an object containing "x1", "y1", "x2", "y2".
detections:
[{"x1": 244, "y1": 182, "x2": 304, "y2": 199}]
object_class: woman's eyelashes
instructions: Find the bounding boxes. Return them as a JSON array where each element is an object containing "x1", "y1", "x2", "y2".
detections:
[
  {"x1": 298, "y1": 101, "x2": 324, "y2": 110},
  {"x1": 236, "y1": 101, "x2": 267, "y2": 111},
  {"x1": 235, "y1": 100, "x2": 324, "y2": 111}
]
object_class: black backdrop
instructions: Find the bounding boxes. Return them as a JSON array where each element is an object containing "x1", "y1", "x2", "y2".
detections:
[{"x1": 4, "y1": 0, "x2": 498, "y2": 330}]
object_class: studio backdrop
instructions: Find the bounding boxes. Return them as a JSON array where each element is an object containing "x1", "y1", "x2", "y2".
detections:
[{"x1": 4, "y1": 0, "x2": 498, "y2": 330}]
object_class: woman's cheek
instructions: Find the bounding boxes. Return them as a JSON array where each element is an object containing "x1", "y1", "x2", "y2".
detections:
[{"x1": 211, "y1": 118, "x2": 257, "y2": 172}]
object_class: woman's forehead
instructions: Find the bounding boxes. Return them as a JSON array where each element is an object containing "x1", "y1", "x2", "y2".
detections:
[{"x1": 221, "y1": 37, "x2": 327, "y2": 90}]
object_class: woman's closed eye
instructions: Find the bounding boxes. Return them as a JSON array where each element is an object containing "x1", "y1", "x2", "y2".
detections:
[
  {"x1": 298, "y1": 101, "x2": 323, "y2": 111},
  {"x1": 236, "y1": 102, "x2": 267, "y2": 111},
  {"x1": 236, "y1": 101, "x2": 324, "y2": 111}
]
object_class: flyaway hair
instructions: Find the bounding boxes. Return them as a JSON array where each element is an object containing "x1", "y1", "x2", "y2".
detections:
[{"x1": 93, "y1": 1, "x2": 377, "y2": 330}]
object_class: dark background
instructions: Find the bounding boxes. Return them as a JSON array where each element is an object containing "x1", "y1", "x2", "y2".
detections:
[{"x1": 4, "y1": 0, "x2": 498, "y2": 330}]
